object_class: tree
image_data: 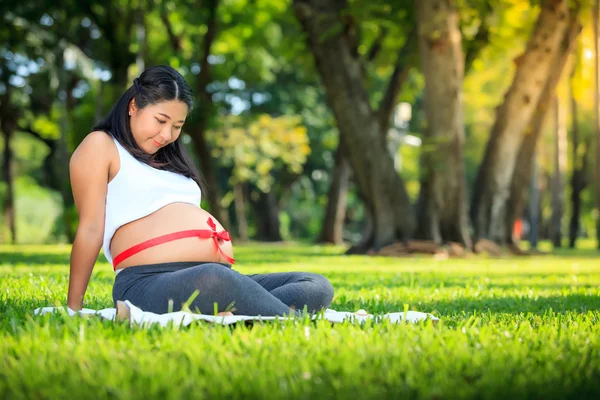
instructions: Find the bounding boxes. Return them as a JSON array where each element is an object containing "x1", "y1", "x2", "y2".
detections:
[
  {"x1": 316, "y1": 0, "x2": 492, "y2": 247},
  {"x1": 317, "y1": 2, "x2": 418, "y2": 245},
  {"x1": 415, "y1": 0, "x2": 471, "y2": 247},
  {"x1": 238, "y1": 65, "x2": 340, "y2": 242},
  {"x1": 594, "y1": 0, "x2": 600, "y2": 249},
  {"x1": 154, "y1": 0, "x2": 311, "y2": 231},
  {"x1": 550, "y1": 95, "x2": 567, "y2": 247},
  {"x1": 319, "y1": 139, "x2": 350, "y2": 244},
  {"x1": 71, "y1": 0, "x2": 137, "y2": 89},
  {"x1": 0, "y1": 6, "x2": 64, "y2": 244},
  {"x1": 504, "y1": 15, "x2": 582, "y2": 247},
  {"x1": 181, "y1": 0, "x2": 231, "y2": 228},
  {"x1": 207, "y1": 114, "x2": 311, "y2": 241},
  {"x1": 568, "y1": 57, "x2": 589, "y2": 248},
  {"x1": 0, "y1": 79, "x2": 17, "y2": 244},
  {"x1": 471, "y1": 0, "x2": 574, "y2": 244},
  {"x1": 293, "y1": 0, "x2": 415, "y2": 252}
]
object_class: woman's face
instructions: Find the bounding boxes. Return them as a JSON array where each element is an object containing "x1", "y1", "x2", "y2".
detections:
[{"x1": 128, "y1": 99, "x2": 188, "y2": 154}]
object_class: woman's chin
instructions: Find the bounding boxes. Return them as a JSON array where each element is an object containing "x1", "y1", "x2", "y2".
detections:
[{"x1": 141, "y1": 145, "x2": 160, "y2": 155}]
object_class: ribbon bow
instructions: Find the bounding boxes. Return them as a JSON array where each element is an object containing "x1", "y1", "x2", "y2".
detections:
[{"x1": 205, "y1": 217, "x2": 235, "y2": 264}]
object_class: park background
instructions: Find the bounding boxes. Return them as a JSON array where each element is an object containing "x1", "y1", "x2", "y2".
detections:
[
  {"x1": 1, "y1": 0, "x2": 599, "y2": 255},
  {"x1": 1, "y1": 1, "x2": 600, "y2": 399}
]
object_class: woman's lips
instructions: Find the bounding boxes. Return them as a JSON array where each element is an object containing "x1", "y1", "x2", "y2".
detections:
[{"x1": 152, "y1": 139, "x2": 162, "y2": 147}]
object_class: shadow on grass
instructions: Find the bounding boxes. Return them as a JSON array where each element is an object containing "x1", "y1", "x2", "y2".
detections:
[
  {"x1": 331, "y1": 293, "x2": 600, "y2": 317},
  {"x1": 545, "y1": 247, "x2": 600, "y2": 258},
  {"x1": 326, "y1": 271, "x2": 600, "y2": 292},
  {"x1": 0, "y1": 251, "x2": 71, "y2": 266},
  {"x1": 0, "y1": 295, "x2": 115, "y2": 325},
  {"x1": 0, "y1": 249, "x2": 344, "y2": 268},
  {"x1": 236, "y1": 253, "x2": 346, "y2": 265}
]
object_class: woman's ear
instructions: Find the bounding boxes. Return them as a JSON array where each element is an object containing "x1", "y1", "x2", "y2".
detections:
[{"x1": 128, "y1": 99, "x2": 138, "y2": 116}]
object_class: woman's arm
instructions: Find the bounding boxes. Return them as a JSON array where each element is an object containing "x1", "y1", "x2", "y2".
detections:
[{"x1": 67, "y1": 131, "x2": 112, "y2": 310}]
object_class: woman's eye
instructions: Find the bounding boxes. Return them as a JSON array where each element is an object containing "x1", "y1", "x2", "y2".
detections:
[
  {"x1": 175, "y1": 126, "x2": 182, "y2": 130},
  {"x1": 156, "y1": 118, "x2": 166, "y2": 124}
]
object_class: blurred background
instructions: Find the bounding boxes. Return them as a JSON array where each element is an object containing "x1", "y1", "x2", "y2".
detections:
[{"x1": 0, "y1": 0, "x2": 599, "y2": 255}]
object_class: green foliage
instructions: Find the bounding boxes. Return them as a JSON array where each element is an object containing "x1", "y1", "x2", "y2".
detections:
[
  {"x1": 1, "y1": 177, "x2": 64, "y2": 244},
  {"x1": 3, "y1": 0, "x2": 600, "y2": 246},
  {"x1": 208, "y1": 114, "x2": 310, "y2": 193},
  {"x1": 30, "y1": 117, "x2": 60, "y2": 140},
  {"x1": 1, "y1": 244, "x2": 600, "y2": 398},
  {"x1": 11, "y1": 132, "x2": 50, "y2": 179}
]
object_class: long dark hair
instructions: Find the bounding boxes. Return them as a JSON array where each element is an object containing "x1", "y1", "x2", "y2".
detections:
[{"x1": 94, "y1": 65, "x2": 205, "y2": 193}]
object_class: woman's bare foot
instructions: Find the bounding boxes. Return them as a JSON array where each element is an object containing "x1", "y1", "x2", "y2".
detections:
[
  {"x1": 217, "y1": 311, "x2": 234, "y2": 316},
  {"x1": 116, "y1": 301, "x2": 131, "y2": 321}
]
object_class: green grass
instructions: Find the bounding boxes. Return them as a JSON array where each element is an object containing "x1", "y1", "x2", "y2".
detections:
[{"x1": 1, "y1": 242, "x2": 599, "y2": 399}]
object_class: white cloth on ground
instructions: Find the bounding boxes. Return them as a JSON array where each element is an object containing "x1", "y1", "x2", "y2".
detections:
[{"x1": 34, "y1": 301, "x2": 439, "y2": 327}]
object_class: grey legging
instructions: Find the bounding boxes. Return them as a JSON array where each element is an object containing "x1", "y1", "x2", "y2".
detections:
[{"x1": 112, "y1": 261, "x2": 334, "y2": 316}]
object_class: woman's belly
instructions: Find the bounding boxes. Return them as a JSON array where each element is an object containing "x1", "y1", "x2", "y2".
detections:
[{"x1": 110, "y1": 203, "x2": 234, "y2": 270}]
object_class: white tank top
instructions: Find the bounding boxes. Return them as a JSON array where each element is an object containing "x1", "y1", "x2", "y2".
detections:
[{"x1": 102, "y1": 137, "x2": 202, "y2": 266}]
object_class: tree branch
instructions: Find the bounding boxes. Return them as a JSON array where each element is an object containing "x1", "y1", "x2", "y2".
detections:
[
  {"x1": 198, "y1": 0, "x2": 219, "y2": 99},
  {"x1": 77, "y1": 2, "x2": 117, "y2": 49},
  {"x1": 342, "y1": 13, "x2": 360, "y2": 59},
  {"x1": 159, "y1": 2, "x2": 183, "y2": 52},
  {"x1": 377, "y1": 28, "x2": 417, "y2": 135},
  {"x1": 364, "y1": 27, "x2": 388, "y2": 63},
  {"x1": 464, "y1": 3, "x2": 492, "y2": 75},
  {"x1": 123, "y1": 6, "x2": 136, "y2": 33}
]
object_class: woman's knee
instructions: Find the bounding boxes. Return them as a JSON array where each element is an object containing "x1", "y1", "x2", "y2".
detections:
[
  {"x1": 175, "y1": 263, "x2": 240, "y2": 312},
  {"x1": 184, "y1": 263, "x2": 236, "y2": 292},
  {"x1": 306, "y1": 273, "x2": 335, "y2": 308}
]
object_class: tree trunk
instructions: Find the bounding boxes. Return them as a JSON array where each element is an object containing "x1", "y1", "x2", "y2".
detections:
[
  {"x1": 135, "y1": 5, "x2": 146, "y2": 73},
  {"x1": 504, "y1": 17, "x2": 582, "y2": 246},
  {"x1": 294, "y1": 0, "x2": 415, "y2": 252},
  {"x1": 111, "y1": 56, "x2": 134, "y2": 92},
  {"x1": 0, "y1": 67, "x2": 17, "y2": 244},
  {"x1": 251, "y1": 191, "x2": 282, "y2": 242},
  {"x1": 319, "y1": 139, "x2": 350, "y2": 244},
  {"x1": 320, "y1": 23, "x2": 414, "y2": 246},
  {"x1": 471, "y1": 0, "x2": 573, "y2": 244},
  {"x1": 594, "y1": 0, "x2": 600, "y2": 249},
  {"x1": 378, "y1": 31, "x2": 416, "y2": 136},
  {"x1": 59, "y1": 71, "x2": 78, "y2": 243},
  {"x1": 569, "y1": 73, "x2": 588, "y2": 248},
  {"x1": 1, "y1": 121, "x2": 16, "y2": 244},
  {"x1": 186, "y1": 0, "x2": 230, "y2": 229},
  {"x1": 233, "y1": 182, "x2": 248, "y2": 241},
  {"x1": 42, "y1": 140, "x2": 57, "y2": 188},
  {"x1": 529, "y1": 148, "x2": 540, "y2": 250},
  {"x1": 550, "y1": 96, "x2": 567, "y2": 247},
  {"x1": 189, "y1": 126, "x2": 229, "y2": 228},
  {"x1": 414, "y1": 0, "x2": 471, "y2": 248},
  {"x1": 568, "y1": 78, "x2": 580, "y2": 248},
  {"x1": 94, "y1": 81, "x2": 104, "y2": 125}
]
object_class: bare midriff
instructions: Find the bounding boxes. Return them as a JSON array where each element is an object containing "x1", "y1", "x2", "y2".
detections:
[{"x1": 109, "y1": 202, "x2": 234, "y2": 270}]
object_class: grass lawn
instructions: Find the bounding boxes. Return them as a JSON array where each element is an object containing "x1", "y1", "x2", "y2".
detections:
[{"x1": 1, "y1": 241, "x2": 599, "y2": 399}]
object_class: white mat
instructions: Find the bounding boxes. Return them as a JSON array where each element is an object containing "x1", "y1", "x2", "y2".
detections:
[{"x1": 34, "y1": 301, "x2": 439, "y2": 327}]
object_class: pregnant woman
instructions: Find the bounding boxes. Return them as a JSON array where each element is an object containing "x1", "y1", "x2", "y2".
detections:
[{"x1": 67, "y1": 65, "x2": 334, "y2": 316}]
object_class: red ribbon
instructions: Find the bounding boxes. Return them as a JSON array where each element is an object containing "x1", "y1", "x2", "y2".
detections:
[
  {"x1": 112, "y1": 217, "x2": 235, "y2": 269},
  {"x1": 198, "y1": 217, "x2": 235, "y2": 265}
]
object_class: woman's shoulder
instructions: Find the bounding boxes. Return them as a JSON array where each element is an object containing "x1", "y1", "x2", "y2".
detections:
[
  {"x1": 81, "y1": 130, "x2": 114, "y2": 147},
  {"x1": 71, "y1": 131, "x2": 118, "y2": 167}
]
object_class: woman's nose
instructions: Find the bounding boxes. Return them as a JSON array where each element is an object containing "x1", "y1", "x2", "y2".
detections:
[{"x1": 159, "y1": 127, "x2": 172, "y2": 142}]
